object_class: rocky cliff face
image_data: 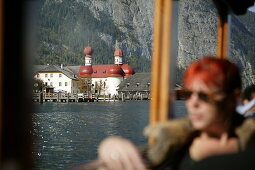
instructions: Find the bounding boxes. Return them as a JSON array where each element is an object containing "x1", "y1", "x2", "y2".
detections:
[
  {"x1": 177, "y1": 0, "x2": 217, "y2": 68},
  {"x1": 177, "y1": 0, "x2": 255, "y2": 86},
  {"x1": 78, "y1": 0, "x2": 154, "y2": 58},
  {"x1": 38, "y1": 0, "x2": 255, "y2": 86}
]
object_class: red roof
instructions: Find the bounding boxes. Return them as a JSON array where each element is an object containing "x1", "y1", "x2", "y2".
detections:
[
  {"x1": 121, "y1": 64, "x2": 135, "y2": 77},
  {"x1": 114, "y1": 48, "x2": 123, "y2": 56},
  {"x1": 78, "y1": 64, "x2": 134, "y2": 78},
  {"x1": 78, "y1": 66, "x2": 93, "y2": 78},
  {"x1": 84, "y1": 46, "x2": 93, "y2": 56}
]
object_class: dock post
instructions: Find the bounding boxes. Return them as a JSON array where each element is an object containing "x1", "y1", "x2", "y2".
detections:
[
  {"x1": 57, "y1": 93, "x2": 60, "y2": 102},
  {"x1": 67, "y1": 93, "x2": 69, "y2": 103},
  {"x1": 121, "y1": 93, "x2": 125, "y2": 102},
  {"x1": 39, "y1": 92, "x2": 43, "y2": 103}
]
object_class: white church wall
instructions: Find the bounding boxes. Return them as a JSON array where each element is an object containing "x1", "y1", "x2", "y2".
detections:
[
  {"x1": 91, "y1": 78, "x2": 108, "y2": 95},
  {"x1": 91, "y1": 77, "x2": 123, "y2": 96},
  {"x1": 107, "y1": 77, "x2": 123, "y2": 96}
]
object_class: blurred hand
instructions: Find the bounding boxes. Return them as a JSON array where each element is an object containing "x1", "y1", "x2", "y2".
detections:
[
  {"x1": 98, "y1": 136, "x2": 147, "y2": 170},
  {"x1": 189, "y1": 132, "x2": 238, "y2": 161}
]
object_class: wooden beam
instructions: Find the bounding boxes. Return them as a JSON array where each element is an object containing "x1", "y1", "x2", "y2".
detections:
[
  {"x1": 150, "y1": 0, "x2": 163, "y2": 124},
  {"x1": 150, "y1": 0, "x2": 173, "y2": 124},
  {"x1": 1, "y1": 1, "x2": 32, "y2": 169},
  {"x1": 158, "y1": 0, "x2": 172, "y2": 121},
  {"x1": 0, "y1": 0, "x2": 3, "y2": 161},
  {"x1": 217, "y1": 13, "x2": 228, "y2": 59}
]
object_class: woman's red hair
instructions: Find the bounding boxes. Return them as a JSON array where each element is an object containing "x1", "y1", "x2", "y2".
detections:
[{"x1": 183, "y1": 56, "x2": 241, "y2": 93}]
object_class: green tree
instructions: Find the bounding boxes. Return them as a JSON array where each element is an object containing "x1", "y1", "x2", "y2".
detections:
[
  {"x1": 78, "y1": 78, "x2": 92, "y2": 93},
  {"x1": 33, "y1": 78, "x2": 45, "y2": 92},
  {"x1": 94, "y1": 80, "x2": 107, "y2": 95}
]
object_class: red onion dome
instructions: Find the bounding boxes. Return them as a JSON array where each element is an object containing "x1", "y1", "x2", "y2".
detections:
[
  {"x1": 121, "y1": 64, "x2": 135, "y2": 77},
  {"x1": 79, "y1": 66, "x2": 93, "y2": 77},
  {"x1": 84, "y1": 46, "x2": 93, "y2": 56},
  {"x1": 108, "y1": 65, "x2": 125, "y2": 77},
  {"x1": 114, "y1": 48, "x2": 123, "y2": 56}
]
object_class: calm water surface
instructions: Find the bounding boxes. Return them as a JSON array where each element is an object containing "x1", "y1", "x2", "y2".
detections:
[{"x1": 32, "y1": 100, "x2": 187, "y2": 170}]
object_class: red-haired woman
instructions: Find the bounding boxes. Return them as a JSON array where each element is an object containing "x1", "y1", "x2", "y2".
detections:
[{"x1": 83, "y1": 56, "x2": 255, "y2": 170}]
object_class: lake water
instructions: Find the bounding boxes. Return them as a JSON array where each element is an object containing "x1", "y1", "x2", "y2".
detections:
[{"x1": 32, "y1": 100, "x2": 187, "y2": 170}]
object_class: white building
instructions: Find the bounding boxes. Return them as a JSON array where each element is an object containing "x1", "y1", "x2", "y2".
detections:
[{"x1": 34, "y1": 65, "x2": 80, "y2": 94}]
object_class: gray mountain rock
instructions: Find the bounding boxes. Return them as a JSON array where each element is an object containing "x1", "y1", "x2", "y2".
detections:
[{"x1": 177, "y1": 0, "x2": 255, "y2": 87}]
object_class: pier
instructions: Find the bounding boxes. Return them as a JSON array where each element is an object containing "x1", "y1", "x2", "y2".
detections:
[
  {"x1": 33, "y1": 92, "x2": 150, "y2": 103},
  {"x1": 33, "y1": 92, "x2": 79, "y2": 103}
]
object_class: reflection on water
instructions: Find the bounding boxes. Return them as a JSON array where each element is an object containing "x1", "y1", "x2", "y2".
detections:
[{"x1": 32, "y1": 100, "x2": 186, "y2": 170}]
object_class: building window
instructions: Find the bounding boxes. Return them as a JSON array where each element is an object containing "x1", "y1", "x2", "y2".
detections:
[
  {"x1": 50, "y1": 73, "x2": 53, "y2": 78},
  {"x1": 59, "y1": 82, "x2": 62, "y2": 86},
  {"x1": 59, "y1": 74, "x2": 62, "y2": 78},
  {"x1": 65, "y1": 82, "x2": 67, "y2": 86},
  {"x1": 50, "y1": 82, "x2": 53, "y2": 86},
  {"x1": 45, "y1": 74, "x2": 48, "y2": 78}
]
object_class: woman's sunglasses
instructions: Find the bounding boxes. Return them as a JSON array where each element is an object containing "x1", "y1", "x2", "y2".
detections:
[{"x1": 183, "y1": 90, "x2": 225, "y2": 102}]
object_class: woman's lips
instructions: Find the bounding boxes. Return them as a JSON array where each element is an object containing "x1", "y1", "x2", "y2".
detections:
[{"x1": 191, "y1": 114, "x2": 203, "y2": 121}]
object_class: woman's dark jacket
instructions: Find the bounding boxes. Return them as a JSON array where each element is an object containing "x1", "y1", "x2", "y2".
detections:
[{"x1": 142, "y1": 114, "x2": 255, "y2": 170}]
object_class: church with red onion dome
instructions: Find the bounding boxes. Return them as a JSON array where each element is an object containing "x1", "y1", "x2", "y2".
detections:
[{"x1": 78, "y1": 46, "x2": 135, "y2": 96}]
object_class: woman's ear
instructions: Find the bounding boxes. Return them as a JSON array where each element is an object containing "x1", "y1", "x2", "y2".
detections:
[{"x1": 233, "y1": 89, "x2": 241, "y2": 104}]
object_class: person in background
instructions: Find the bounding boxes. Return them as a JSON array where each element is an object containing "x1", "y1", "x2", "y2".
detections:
[
  {"x1": 80, "y1": 57, "x2": 255, "y2": 170},
  {"x1": 236, "y1": 84, "x2": 255, "y2": 117}
]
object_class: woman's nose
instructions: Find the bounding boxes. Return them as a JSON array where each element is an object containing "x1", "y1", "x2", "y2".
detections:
[{"x1": 188, "y1": 93, "x2": 200, "y2": 107}]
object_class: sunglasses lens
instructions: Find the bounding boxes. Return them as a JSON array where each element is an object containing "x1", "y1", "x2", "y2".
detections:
[
  {"x1": 198, "y1": 92, "x2": 210, "y2": 101},
  {"x1": 183, "y1": 90, "x2": 192, "y2": 100},
  {"x1": 183, "y1": 90, "x2": 212, "y2": 101},
  {"x1": 183, "y1": 90, "x2": 224, "y2": 102}
]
